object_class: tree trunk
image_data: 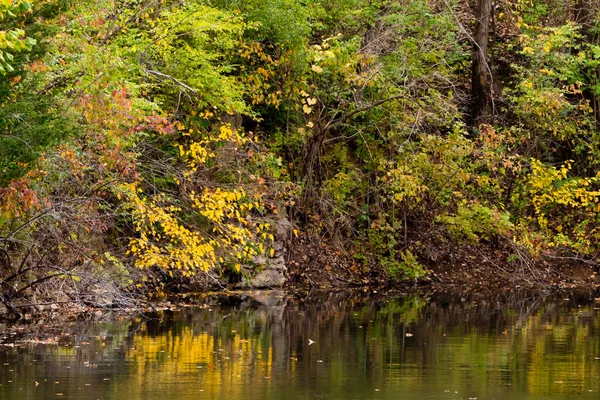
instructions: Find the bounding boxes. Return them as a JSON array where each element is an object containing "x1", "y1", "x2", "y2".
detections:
[
  {"x1": 574, "y1": 0, "x2": 600, "y2": 128},
  {"x1": 471, "y1": 0, "x2": 493, "y2": 127}
]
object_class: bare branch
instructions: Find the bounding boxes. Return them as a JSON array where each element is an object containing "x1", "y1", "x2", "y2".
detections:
[{"x1": 145, "y1": 69, "x2": 198, "y2": 94}]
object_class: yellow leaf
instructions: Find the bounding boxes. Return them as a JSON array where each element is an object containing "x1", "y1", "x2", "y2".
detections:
[
  {"x1": 311, "y1": 65, "x2": 323, "y2": 73},
  {"x1": 543, "y1": 42, "x2": 551, "y2": 52}
]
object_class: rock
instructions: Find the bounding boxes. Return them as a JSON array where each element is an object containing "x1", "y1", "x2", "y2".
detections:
[
  {"x1": 237, "y1": 255, "x2": 287, "y2": 289},
  {"x1": 247, "y1": 268, "x2": 286, "y2": 288},
  {"x1": 275, "y1": 217, "x2": 292, "y2": 237},
  {"x1": 254, "y1": 255, "x2": 268, "y2": 266},
  {"x1": 235, "y1": 216, "x2": 291, "y2": 289}
]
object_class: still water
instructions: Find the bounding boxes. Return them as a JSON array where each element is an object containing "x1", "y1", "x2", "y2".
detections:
[{"x1": 0, "y1": 290, "x2": 600, "y2": 399}]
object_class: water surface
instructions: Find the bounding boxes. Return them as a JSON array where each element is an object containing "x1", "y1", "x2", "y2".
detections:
[{"x1": 1, "y1": 290, "x2": 600, "y2": 399}]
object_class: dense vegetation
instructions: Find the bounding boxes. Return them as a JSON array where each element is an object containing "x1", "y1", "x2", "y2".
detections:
[{"x1": 1, "y1": 0, "x2": 600, "y2": 312}]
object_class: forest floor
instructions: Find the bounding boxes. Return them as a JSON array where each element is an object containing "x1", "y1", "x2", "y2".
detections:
[{"x1": 286, "y1": 239, "x2": 600, "y2": 293}]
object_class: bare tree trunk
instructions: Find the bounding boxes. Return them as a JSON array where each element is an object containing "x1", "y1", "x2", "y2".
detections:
[
  {"x1": 574, "y1": 0, "x2": 600, "y2": 128},
  {"x1": 471, "y1": 0, "x2": 493, "y2": 127}
]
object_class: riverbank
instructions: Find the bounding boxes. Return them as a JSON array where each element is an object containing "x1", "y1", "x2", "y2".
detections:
[
  {"x1": 285, "y1": 238, "x2": 600, "y2": 292},
  {"x1": 1, "y1": 231, "x2": 599, "y2": 322},
  {"x1": 1, "y1": 254, "x2": 598, "y2": 324}
]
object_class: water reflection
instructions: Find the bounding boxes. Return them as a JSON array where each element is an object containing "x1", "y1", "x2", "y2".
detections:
[{"x1": 1, "y1": 290, "x2": 600, "y2": 399}]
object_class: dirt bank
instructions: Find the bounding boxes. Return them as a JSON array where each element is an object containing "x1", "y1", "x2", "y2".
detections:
[{"x1": 286, "y1": 238, "x2": 600, "y2": 292}]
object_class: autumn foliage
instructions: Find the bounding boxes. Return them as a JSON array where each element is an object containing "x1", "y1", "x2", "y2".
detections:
[{"x1": 2, "y1": 0, "x2": 600, "y2": 312}]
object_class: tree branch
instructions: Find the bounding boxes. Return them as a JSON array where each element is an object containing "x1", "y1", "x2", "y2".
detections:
[
  {"x1": 145, "y1": 69, "x2": 198, "y2": 94},
  {"x1": 324, "y1": 93, "x2": 406, "y2": 132}
]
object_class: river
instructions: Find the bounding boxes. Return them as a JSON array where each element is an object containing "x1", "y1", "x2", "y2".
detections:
[{"x1": 0, "y1": 290, "x2": 599, "y2": 399}]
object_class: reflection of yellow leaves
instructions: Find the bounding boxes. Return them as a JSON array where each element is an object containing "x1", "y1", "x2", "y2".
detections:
[
  {"x1": 311, "y1": 65, "x2": 323, "y2": 73},
  {"x1": 303, "y1": 105, "x2": 312, "y2": 114},
  {"x1": 129, "y1": 323, "x2": 273, "y2": 397}
]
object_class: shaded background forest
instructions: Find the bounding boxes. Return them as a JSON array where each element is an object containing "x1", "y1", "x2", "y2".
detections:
[{"x1": 1, "y1": 0, "x2": 600, "y2": 310}]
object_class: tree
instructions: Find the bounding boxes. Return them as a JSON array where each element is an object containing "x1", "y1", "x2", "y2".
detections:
[
  {"x1": 471, "y1": 0, "x2": 493, "y2": 126},
  {"x1": 574, "y1": 0, "x2": 600, "y2": 127}
]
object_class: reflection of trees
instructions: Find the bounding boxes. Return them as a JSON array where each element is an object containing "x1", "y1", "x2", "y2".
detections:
[{"x1": 1, "y1": 291, "x2": 600, "y2": 399}]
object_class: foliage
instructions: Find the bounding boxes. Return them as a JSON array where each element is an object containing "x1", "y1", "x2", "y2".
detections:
[
  {"x1": 384, "y1": 249, "x2": 427, "y2": 281},
  {"x1": 0, "y1": 0, "x2": 35, "y2": 74},
  {"x1": 5, "y1": 0, "x2": 600, "y2": 305}
]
